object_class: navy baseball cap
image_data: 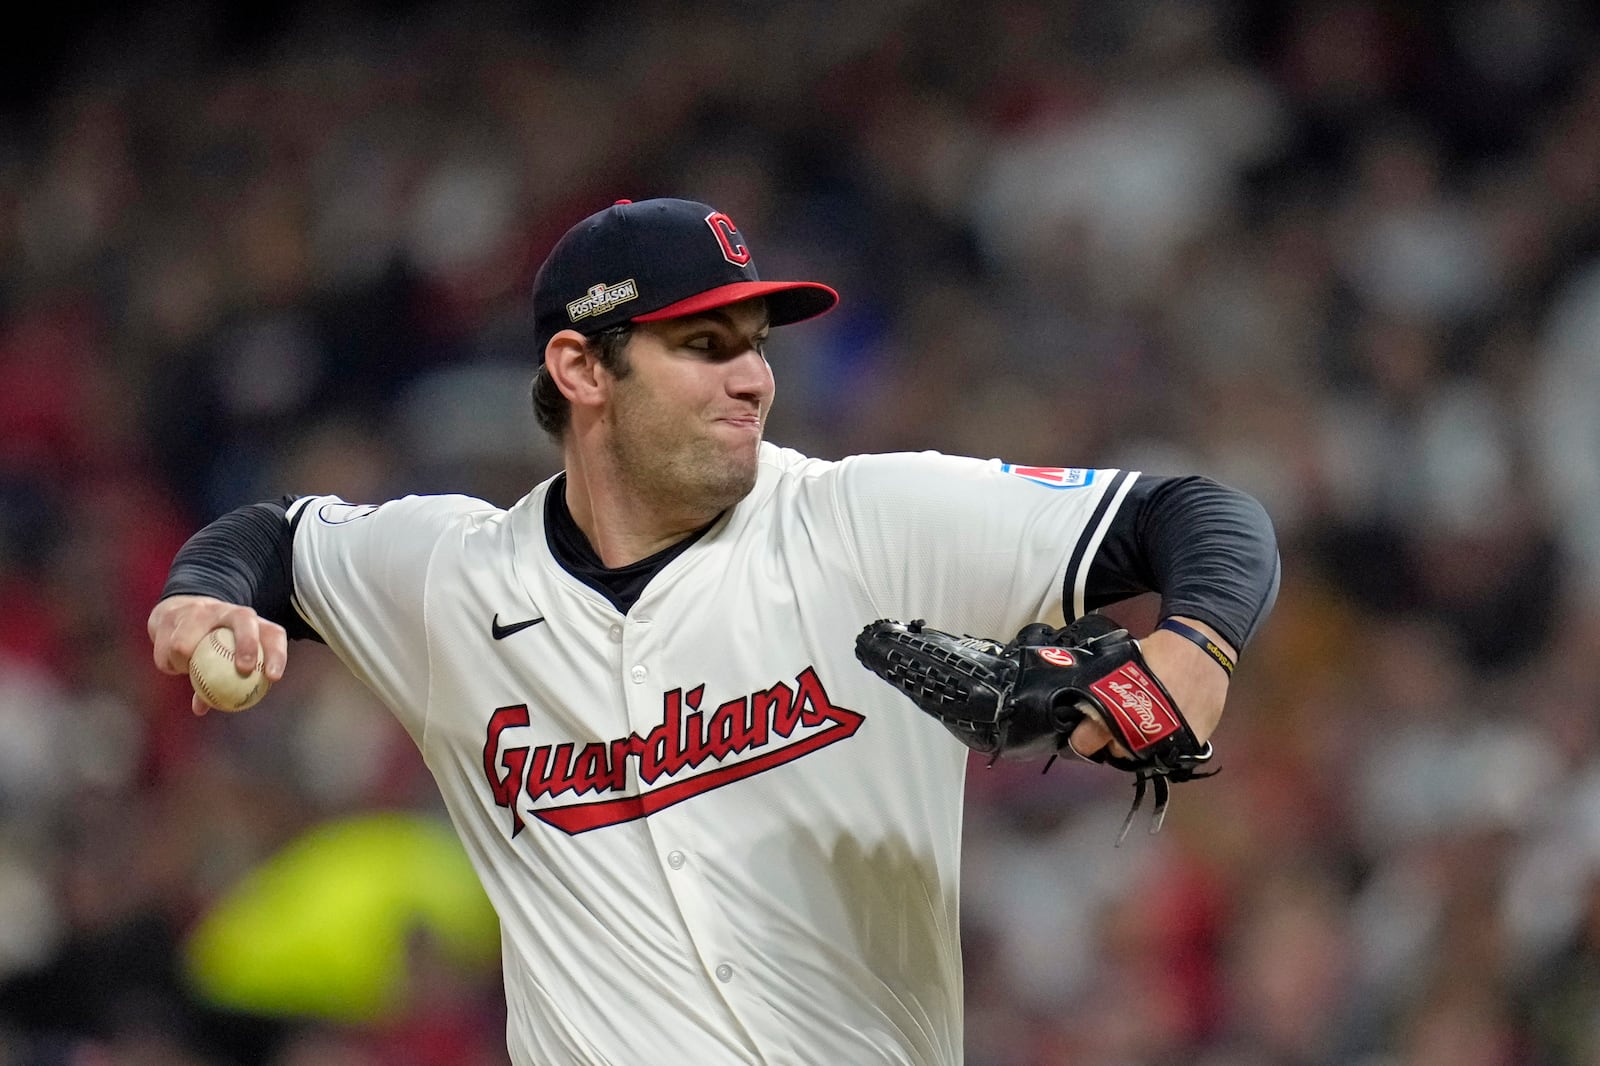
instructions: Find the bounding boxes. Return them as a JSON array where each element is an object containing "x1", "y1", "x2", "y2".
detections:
[{"x1": 532, "y1": 198, "x2": 838, "y2": 360}]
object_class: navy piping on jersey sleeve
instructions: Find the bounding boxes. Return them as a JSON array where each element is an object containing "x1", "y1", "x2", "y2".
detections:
[
  {"x1": 158, "y1": 497, "x2": 323, "y2": 642},
  {"x1": 1070, "y1": 475, "x2": 1279, "y2": 651}
]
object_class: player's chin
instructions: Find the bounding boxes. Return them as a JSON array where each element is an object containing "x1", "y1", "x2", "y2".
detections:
[{"x1": 691, "y1": 443, "x2": 760, "y2": 505}]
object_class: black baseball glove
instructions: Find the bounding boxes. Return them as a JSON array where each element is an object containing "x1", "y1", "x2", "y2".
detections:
[{"x1": 854, "y1": 613, "x2": 1216, "y2": 841}]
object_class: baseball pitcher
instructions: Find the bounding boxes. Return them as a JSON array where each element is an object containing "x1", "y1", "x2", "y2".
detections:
[{"x1": 149, "y1": 198, "x2": 1279, "y2": 1065}]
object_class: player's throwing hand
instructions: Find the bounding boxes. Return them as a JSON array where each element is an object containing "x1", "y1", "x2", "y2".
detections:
[{"x1": 147, "y1": 595, "x2": 288, "y2": 715}]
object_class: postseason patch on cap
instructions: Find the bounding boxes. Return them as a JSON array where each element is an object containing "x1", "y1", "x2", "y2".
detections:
[{"x1": 567, "y1": 279, "x2": 639, "y2": 323}]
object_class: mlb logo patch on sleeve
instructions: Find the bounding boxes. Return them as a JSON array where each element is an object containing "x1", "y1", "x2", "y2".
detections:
[{"x1": 999, "y1": 464, "x2": 1094, "y2": 489}]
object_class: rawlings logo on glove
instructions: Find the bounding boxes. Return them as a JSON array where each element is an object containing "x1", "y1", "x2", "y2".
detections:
[{"x1": 853, "y1": 613, "x2": 1216, "y2": 842}]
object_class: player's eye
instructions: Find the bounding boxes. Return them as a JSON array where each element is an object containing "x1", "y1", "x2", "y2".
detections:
[{"x1": 682, "y1": 330, "x2": 766, "y2": 358}]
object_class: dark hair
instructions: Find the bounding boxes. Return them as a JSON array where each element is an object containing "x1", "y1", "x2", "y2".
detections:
[{"x1": 531, "y1": 324, "x2": 634, "y2": 439}]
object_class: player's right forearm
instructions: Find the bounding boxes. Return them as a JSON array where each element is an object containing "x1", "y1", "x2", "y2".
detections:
[{"x1": 160, "y1": 498, "x2": 315, "y2": 638}]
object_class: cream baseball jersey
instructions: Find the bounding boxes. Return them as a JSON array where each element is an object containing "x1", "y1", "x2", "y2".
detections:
[{"x1": 286, "y1": 443, "x2": 1138, "y2": 1066}]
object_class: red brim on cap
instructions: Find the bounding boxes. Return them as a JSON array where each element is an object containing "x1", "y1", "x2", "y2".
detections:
[{"x1": 631, "y1": 281, "x2": 839, "y2": 328}]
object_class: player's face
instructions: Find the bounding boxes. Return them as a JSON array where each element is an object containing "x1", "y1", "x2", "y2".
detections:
[{"x1": 604, "y1": 299, "x2": 774, "y2": 517}]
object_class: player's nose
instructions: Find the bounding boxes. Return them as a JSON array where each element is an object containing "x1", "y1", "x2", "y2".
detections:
[{"x1": 725, "y1": 347, "x2": 774, "y2": 401}]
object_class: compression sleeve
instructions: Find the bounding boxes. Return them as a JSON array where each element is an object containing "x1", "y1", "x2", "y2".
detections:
[
  {"x1": 1083, "y1": 476, "x2": 1279, "y2": 651},
  {"x1": 159, "y1": 498, "x2": 322, "y2": 641}
]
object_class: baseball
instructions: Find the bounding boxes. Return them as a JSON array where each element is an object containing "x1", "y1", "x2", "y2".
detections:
[{"x1": 188, "y1": 627, "x2": 271, "y2": 711}]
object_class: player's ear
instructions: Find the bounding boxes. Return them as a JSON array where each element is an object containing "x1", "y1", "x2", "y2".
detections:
[{"x1": 544, "y1": 329, "x2": 608, "y2": 409}]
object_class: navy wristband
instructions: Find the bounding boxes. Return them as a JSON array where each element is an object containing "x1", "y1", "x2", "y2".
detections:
[{"x1": 1156, "y1": 618, "x2": 1235, "y2": 677}]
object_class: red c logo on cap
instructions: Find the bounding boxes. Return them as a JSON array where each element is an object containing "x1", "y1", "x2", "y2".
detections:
[{"x1": 706, "y1": 211, "x2": 751, "y2": 266}]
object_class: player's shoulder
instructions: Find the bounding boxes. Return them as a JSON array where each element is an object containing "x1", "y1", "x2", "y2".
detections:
[
  {"x1": 289, "y1": 492, "x2": 505, "y2": 535},
  {"x1": 774, "y1": 445, "x2": 1013, "y2": 486},
  {"x1": 756, "y1": 441, "x2": 837, "y2": 482},
  {"x1": 755, "y1": 443, "x2": 1117, "y2": 502},
  {"x1": 752, "y1": 446, "x2": 1016, "y2": 523},
  {"x1": 758, "y1": 443, "x2": 988, "y2": 479}
]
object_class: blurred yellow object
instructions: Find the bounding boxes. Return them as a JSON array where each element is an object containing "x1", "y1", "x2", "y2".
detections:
[{"x1": 183, "y1": 812, "x2": 498, "y2": 1022}]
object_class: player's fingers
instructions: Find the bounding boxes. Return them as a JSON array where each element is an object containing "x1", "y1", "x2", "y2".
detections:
[
  {"x1": 212, "y1": 610, "x2": 289, "y2": 681},
  {"x1": 163, "y1": 618, "x2": 220, "y2": 674},
  {"x1": 1067, "y1": 718, "x2": 1132, "y2": 762},
  {"x1": 217, "y1": 607, "x2": 265, "y2": 674},
  {"x1": 1068, "y1": 718, "x2": 1112, "y2": 759},
  {"x1": 149, "y1": 596, "x2": 236, "y2": 674},
  {"x1": 154, "y1": 639, "x2": 184, "y2": 675},
  {"x1": 156, "y1": 617, "x2": 208, "y2": 676},
  {"x1": 259, "y1": 620, "x2": 289, "y2": 682},
  {"x1": 192, "y1": 692, "x2": 211, "y2": 717},
  {"x1": 149, "y1": 601, "x2": 193, "y2": 675}
]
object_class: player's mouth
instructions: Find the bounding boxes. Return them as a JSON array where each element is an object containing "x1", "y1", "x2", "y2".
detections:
[{"x1": 714, "y1": 413, "x2": 763, "y2": 434}]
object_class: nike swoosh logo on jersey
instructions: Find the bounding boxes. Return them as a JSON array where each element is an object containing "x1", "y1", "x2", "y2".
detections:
[{"x1": 491, "y1": 614, "x2": 546, "y2": 640}]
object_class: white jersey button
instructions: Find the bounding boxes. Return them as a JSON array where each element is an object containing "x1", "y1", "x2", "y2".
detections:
[
  {"x1": 666, "y1": 850, "x2": 685, "y2": 869},
  {"x1": 608, "y1": 624, "x2": 623, "y2": 643},
  {"x1": 714, "y1": 963, "x2": 734, "y2": 983},
  {"x1": 630, "y1": 665, "x2": 647, "y2": 683}
]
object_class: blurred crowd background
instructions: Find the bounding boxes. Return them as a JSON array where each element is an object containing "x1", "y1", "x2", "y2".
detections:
[{"x1": 1, "y1": 0, "x2": 1599, "y2": 1063}]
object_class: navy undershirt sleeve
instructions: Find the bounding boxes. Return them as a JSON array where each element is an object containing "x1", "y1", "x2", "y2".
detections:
[
  {"x1": 159, "y1": 497, "x2": 322, "y2": 642},
  {"x1": 1082, "y1": 475, "x2": 1279, "y2": 651}
]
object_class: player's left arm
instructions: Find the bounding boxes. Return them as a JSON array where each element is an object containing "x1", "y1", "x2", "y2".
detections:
[
  {"x1": 821, "y1": 452, "x2": 1276, "y2": 750},
  {"x1": 1069, "y1": 474, "x2": 1280, "y2": 754}
]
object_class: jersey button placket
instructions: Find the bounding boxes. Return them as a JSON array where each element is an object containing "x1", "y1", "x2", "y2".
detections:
[
  {"x1": 620, "y1": 618, "x2": 739, "y2": 1002},
  {"x1": 618, "y1": 617, "x2": 656, "y2": 736}
]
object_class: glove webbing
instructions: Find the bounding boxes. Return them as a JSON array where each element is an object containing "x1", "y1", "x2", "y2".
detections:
[
  {"x1": 1055, "y1": 725, "x2": 1217, "y2": 846},
  {"x1": 873, "y1": 621, "x2": 1010, "y2": 714},
  {"x1": 1121, "y1": 771, "x2": 1170, "y2": 846},
  {"x1": 1036, "y1": 752, "x2": 1191, "y2": 845}
]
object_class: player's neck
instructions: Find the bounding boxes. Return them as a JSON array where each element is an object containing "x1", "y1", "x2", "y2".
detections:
[{"x1": 560, "y1": 454, "x2": 720, "y2": 569}]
